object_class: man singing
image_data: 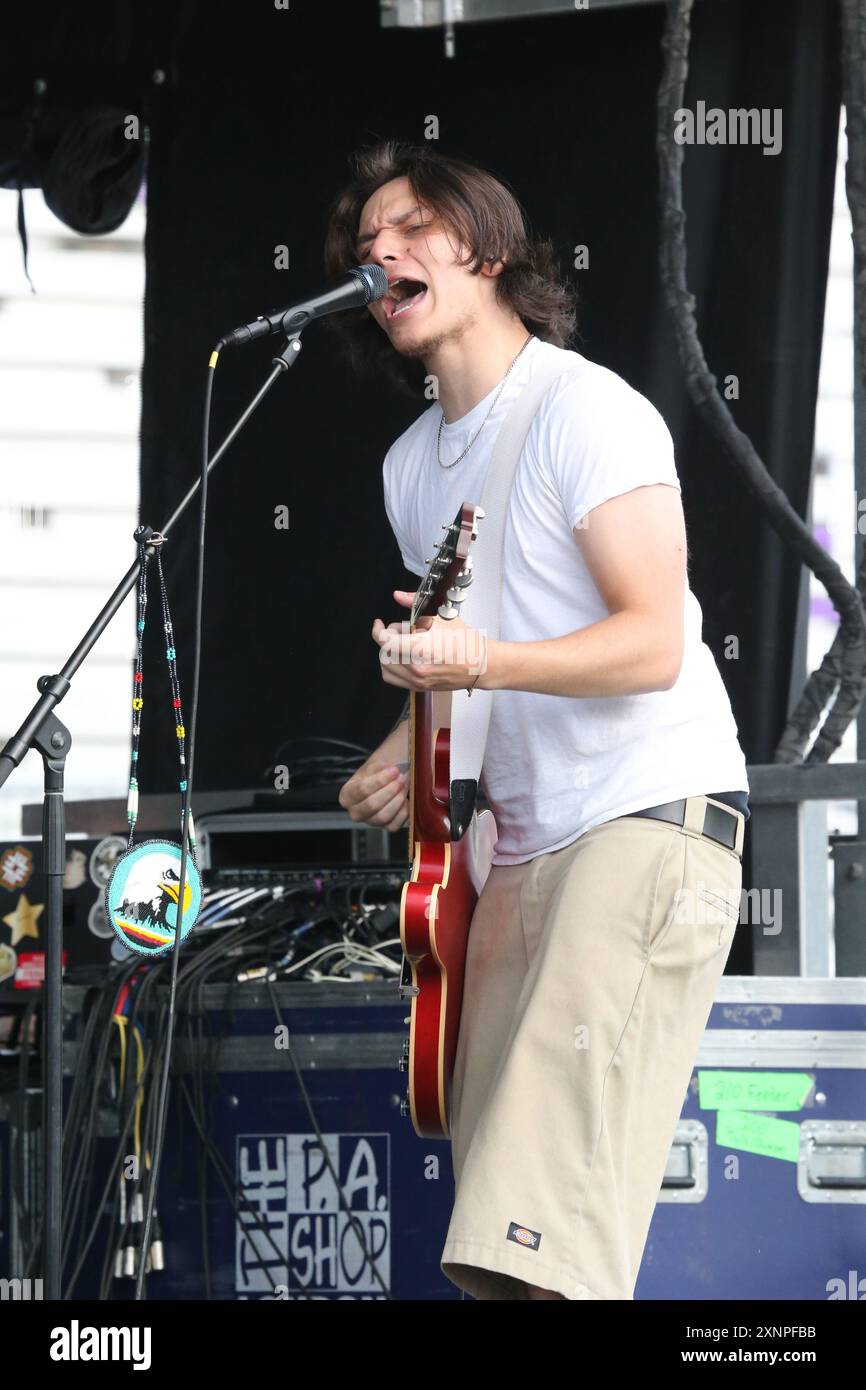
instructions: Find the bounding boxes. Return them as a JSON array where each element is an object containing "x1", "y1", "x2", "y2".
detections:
[{"x1": 329, "y1": 141, "x2": 749, "y2": 1301}]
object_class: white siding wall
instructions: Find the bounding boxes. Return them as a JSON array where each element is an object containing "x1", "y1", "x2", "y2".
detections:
[{"x1": 0, "y1": 189, "x2": 144, "y2": 836}]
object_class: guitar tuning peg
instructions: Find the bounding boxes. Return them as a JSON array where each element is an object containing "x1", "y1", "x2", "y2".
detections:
[
  {"x1": 475, "y1": 507, "x2": 486, "y2": 520},
  {"x1": 446, "y1": 586, "x2": 466, "y2": 603},
  {"x1": 438, "y1": 600, "x2": 459, "y2": 619}
]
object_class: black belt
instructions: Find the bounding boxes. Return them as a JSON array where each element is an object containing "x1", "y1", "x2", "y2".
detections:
[{"x1": 624, "y1": 797, "x2": 742, "y2": 856}]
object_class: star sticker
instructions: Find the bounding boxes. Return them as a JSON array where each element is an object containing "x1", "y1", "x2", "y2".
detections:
[{"x1": 3, "y1": 893, "x2": 44, "y2": 946}]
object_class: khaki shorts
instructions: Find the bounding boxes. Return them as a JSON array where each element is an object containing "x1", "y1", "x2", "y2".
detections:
[{"x1": 440, "y1": 794, "x2": 745, "y2": 1301}]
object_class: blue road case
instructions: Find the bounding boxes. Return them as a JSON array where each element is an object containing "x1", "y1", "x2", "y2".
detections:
[
  {"x1": 54, "y1": 976, "x2": 866, "y2": 1300},
  {"x1": 60, "y1": 981, "x2": 460, "y2": 1302},
  {"x1": 637, "y1": 977, "x2": 866, "y2": 1301}
]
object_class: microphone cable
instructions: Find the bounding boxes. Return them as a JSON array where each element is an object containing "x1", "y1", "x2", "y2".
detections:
[{"x1": 133, "y1": 345, "x2": 219, "y2": 1298}]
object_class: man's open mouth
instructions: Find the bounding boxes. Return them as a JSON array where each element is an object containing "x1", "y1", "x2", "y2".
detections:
[{"x1": 385, "y1": 277, "x2": 428, "y2": 320}]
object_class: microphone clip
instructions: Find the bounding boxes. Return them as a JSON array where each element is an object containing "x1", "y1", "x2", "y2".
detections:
[{"x1": 271, "y1": 333, "x2": 304, "y2": 372}]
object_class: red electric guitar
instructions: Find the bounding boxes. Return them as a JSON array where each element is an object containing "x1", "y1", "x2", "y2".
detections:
[{"x1": 398, "y1": 503, "x2": 498, "y2": 1140}]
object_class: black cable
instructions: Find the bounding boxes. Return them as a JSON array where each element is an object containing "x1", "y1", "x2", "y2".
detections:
[
  {"x1": 63, "y1": 1021, "x2": 158, "y2": 1298},
  {"x1": 134, "y1": 350, "x2": 217, "y2": 1299},
  {"x1": 61, "y1": 972, "x2": 137, "y2": 1276},
  {"x1": 104, "y1": 965, "x2": 170, "y2": 1298},
  {"x1": 97, "y1": 1177, "x2": 122, "y2": 1300},
  {"x1": 25, "y1": 979, "x2": 102, "y2": 1281},
  {"x1": 61, "y1": 988, "x2": 118, "y2": 1266},
  {"x1": 33, "y1": 908, "x2": 273, "y2": 1294},
  {"x1": 59, "y1": 876, "x2": 399, "y2": 1297},
  {"x1": 187, "y1": 971, "x2": 246, "y2": 1296},
  {"x1": 62, "y1": 961, "x2": 163, "y2": 1296},
  {"x1": 167, "y1": 899, "x2": 358, "y2": 1296},
  {"x1": 173, "y1": 948, "x2": 301, "y2": 1291},
  {"x1": 137, "y1": 1039, "x2": 165, "y2": 1287},
  {"x1": 13, "y1": 996, "x2": 39, "y2": 1267},
  {"x1": 188, "y1": 962, "x2": 214, "y2": 1299},
  {"x1": 138, "y1": 902, "x2": 305, "y2": 1294},
  {"x1": 96, "y1": 997, "x2": 156, "y2": 1303},
  {"x1": 24, "y1": 969, "x2": 127, "y2": 1283},
  {"x1": 62, "y1": 963, "x2": 166, "y2": 1296},
  {"x1": 176, "y1": 1077, "x2": 284, "y2": 1294},
  {"x1": 264, "y1": 735, "x2": 371, "y2": 784},
  {"x1": 264, "y1": 977, "x2": 391, "y2": 1298},
  {"x1": 96, "y1": 1017, "x2": 156, "y2": 1300},
  {"x1": 113, "y1": 995, "x2": 159, "y2": 1294}
]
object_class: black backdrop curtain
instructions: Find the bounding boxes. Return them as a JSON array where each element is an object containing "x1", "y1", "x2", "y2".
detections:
[{"x1": 136, "y1": 0, "x2": 840, "y2": 799}]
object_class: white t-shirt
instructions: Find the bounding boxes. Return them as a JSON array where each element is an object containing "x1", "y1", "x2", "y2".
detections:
[{"x1": 383, "y1": 335, "x2": 749, "y2": 865}]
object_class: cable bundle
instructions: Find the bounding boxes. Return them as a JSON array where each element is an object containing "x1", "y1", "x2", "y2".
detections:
[{"x1": 16, "y1": 867, "x2": 403, "y2": 1298}]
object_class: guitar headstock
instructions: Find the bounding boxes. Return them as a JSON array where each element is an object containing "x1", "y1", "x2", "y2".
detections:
[{"x1": 412, "y1": 503, "x2": 484, "y2": 626}]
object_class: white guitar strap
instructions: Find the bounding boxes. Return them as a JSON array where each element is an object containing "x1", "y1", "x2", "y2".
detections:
[{"x1": 447, "y1": 349, "x2": 582, "y2": 836}]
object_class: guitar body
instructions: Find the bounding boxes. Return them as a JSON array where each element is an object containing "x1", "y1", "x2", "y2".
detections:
[
  {"x1": 400, "y1": 725, "x2": 497, "y2": 1140},
  {"x1": 396, "y1": 503, "x2": 496, "y2": 1140}
]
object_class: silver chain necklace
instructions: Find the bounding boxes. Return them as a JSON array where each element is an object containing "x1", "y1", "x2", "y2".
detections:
[{"x1": 436, "y1": 334, "x2": 534, "y2": 470}]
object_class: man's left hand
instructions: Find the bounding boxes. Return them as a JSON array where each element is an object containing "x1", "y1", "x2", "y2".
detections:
[{"x1": 372, "y1": 589, "x2": 489, "y2": 692}]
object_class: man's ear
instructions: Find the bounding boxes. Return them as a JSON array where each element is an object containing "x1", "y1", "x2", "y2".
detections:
[{"x1": 481, "y1": 254, "x2": 506, "y2": 278}]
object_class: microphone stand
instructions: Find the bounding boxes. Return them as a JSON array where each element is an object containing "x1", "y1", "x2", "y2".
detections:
[{"x1": 0, "y1": 329, "x2": 305, "y2": 1299}]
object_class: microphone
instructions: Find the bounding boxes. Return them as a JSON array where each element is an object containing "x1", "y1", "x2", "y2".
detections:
[{"x1": 216, "y1": 264, "x2": 388, "y2": 350}]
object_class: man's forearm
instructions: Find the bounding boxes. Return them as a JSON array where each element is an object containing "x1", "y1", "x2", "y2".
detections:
[
  {"x1": 388, "y1": 694, "x2": 411, "y2": 735},
  {"x1": 372, "y1": 690, "x2": 451, "y2": 766},
  {"x1": 373, "y1": 696, "x2": 410, "y2": 766},
  {"x1": 480, "y1": 611, "x2": 682, "y2": 698}
]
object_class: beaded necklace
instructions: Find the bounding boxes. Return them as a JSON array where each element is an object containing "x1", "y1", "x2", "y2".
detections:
[
  {"x1": 105, "y1": 537, "x2": 202, "y2": 957},
  {"x1": 127, "y1": 538, "x2": 194, "y2": 850}
]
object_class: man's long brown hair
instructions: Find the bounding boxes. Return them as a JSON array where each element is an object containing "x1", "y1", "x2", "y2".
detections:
[{"x1": 323, "y1": 140, "x2": 578, "y2": 395}]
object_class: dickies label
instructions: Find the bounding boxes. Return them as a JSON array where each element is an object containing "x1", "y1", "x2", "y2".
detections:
[{"x1": 507, "y1": 1221, "x2": 541, "y2": 1250}]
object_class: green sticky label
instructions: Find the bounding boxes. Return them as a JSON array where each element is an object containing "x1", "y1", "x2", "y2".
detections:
[
  {"x1": 698, "y1": 1070, "x2": 812, "y2": 1111},
  {"x1": 715, "y1": 1110, "x2": 800, "y2": 1163}
]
